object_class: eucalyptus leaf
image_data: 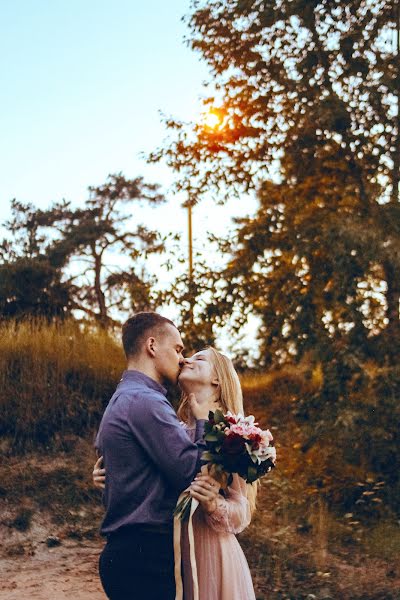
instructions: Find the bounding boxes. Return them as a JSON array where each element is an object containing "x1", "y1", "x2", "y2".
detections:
[
  {"x1": 214, "y1": 409, "x2": 226, "y2": 424},
  {"x1": 204, "y1": 432, "x2": 220, "y2": 442}
]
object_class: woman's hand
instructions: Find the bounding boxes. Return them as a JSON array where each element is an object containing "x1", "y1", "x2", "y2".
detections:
[
  {"x1": 189, "y1": 472, "x2": 220, "y2": 515},
  {"x1": 92, "y1": 455, "x2": 106, "y2": 490}
]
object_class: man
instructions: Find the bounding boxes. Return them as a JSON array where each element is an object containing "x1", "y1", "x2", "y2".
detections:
[{"x1": 95, "y1": 312, "x2": 208, "y2": 600}]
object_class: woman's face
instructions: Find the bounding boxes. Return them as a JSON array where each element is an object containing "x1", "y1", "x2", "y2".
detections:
[{"x1": 178, "y1": 349, "x2": 218, "y2": 390}]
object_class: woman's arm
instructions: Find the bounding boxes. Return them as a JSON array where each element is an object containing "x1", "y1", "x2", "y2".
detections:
[{"x1": 190, "y1": 472, "x2": 251, "y2": 535}]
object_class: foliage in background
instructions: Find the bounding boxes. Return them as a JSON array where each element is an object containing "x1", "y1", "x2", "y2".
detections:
[
  {"x1": 150, "y1": 0, "x2": 400, "y2": 515},
  {"x1": 243, "y1": 362, "x2": 399, "y2": 516},
  {"x1": 0, "y1": 319, "x2": 397, "y2": 518},
  {"x1": 0, "y1": 200, "x2": 77, "y2": 320},
  {"x1": 158, "y1": 261, "x2": 218, "y2": 353},
  {"x1": 152, "y1": 0, "x2": 400, "y2": 356},
  {"x1": 2, "y1": 353, "x2": 400, "y2": 600}
]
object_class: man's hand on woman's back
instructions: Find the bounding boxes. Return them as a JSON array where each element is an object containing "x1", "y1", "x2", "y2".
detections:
[{"x1": 93, "y1": 455, "x2": 106, "y2": 489}]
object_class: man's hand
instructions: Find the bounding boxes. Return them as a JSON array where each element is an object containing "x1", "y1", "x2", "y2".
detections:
[
  {"x1": 189, "y1": 393, "x2": 212, "y2": 420},
  {"x1": 93, "y1": 455, "x2": 106, "y2": 490}
]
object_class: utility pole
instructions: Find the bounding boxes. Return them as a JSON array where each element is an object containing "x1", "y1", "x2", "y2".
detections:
[
  {"x1": 392, "y1": 0, "x2": 400, "y2": 203},
  {"x1": 188, "y1": 202, "x2": 193, "y2": 283},
  {"x1": 187, "y1": 199, "x2": 194, "y2": 325}
]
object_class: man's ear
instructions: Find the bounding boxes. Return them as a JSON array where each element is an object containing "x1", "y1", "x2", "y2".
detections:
[{"x1": 145, "y1": 336, "x2": 156, "y2": 358}]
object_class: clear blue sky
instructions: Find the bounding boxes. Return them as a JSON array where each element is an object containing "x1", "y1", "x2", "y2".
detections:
[{"x1": 0, "y1": 0, "x2": 210, "y2": 213}]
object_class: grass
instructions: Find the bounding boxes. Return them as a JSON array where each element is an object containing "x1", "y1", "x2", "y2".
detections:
[
  {"x1": 0, "y1": 320, "x2": 399, "y2": 598},
  {"x1": 0, "y1": 319, "x2": 124, "y2": 449},
  {"x1": 0, "y1": 435, "x2": 104, "y2": 545}
]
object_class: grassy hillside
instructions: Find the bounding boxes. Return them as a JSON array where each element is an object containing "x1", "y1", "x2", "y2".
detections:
[
  {"x1": 0, "y1": 319, "x2": 124, "y2": 450},
  {"x1": 1, "y1": 320, "x2": 399, "y2": 598}
]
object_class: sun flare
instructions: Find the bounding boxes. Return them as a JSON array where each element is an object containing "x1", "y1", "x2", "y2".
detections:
[{"x1": 203, "y1": 109, "x2": 224, "y2": 130}]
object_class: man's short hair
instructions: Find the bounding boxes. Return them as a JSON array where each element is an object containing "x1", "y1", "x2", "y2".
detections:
[{"x1": 122, "y1": 312, "x2": 176, "y2": 358}]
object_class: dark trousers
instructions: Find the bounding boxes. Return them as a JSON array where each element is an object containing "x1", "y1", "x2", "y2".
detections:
[{"x1": 99, "y1": 526, "x2": 175, "y2": 600}]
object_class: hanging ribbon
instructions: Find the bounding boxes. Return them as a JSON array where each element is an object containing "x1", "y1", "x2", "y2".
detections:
[{"x1": 174, "y1": 492, "x2": 199, "y2": 600}]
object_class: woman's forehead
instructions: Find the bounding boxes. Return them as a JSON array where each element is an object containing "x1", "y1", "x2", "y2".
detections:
[{"x1": 191, "y1": 349, "x2": 210, "y2": 359}]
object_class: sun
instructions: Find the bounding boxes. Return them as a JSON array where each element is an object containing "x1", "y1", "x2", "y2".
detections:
[{"x1": 203, "y1": 109, "x2": 224, "y2": 130}]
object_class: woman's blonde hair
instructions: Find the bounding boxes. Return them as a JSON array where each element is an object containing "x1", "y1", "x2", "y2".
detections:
[{"x1": 178, "y1": 346, "x2": 258, "y2": 514}]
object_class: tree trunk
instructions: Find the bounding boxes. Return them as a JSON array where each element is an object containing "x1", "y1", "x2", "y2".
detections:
[
  {"x1": 93, "y1": 251, "x2": 108, "y2": 327},
  {"x1": 383, "y1": 1, "x2": 400, "y2": 346},
  {"x1": 384, "y1": 260, "x2": 400, "y2": 343}
]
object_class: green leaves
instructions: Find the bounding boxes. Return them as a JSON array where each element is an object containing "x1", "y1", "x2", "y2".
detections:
[
  {"x1": 204, "y1": 432, "x2": 222, "y2": 442},
  {"x1": 165, "y1": 0, "x2": 400, "y2": 361},
  {"x1": 247, "y1": 465, "x2": 259, "y2": 484},
  {"x1": 213, "y1": 409, "x2": 226, "y2": 424}
]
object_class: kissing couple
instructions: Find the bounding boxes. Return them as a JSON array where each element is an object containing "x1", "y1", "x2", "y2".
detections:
[{"x1": 94, "y1": 311, "x2": 258, "y2": 600}]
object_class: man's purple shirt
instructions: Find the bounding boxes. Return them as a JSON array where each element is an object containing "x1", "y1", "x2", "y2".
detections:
[{"x1": 95, "y1": 370, "x2": 206, "y2": 535}]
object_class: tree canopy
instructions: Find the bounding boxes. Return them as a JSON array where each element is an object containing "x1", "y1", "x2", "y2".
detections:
[
  {"x1": 152, "y1": 0, "x2": 400, "y2": 361},
  {"x1": 0, "y1": 175, "x2": 167, "y2": 324}
]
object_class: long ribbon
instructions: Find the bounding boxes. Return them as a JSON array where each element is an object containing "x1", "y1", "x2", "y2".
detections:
[{"x1": 174, "y1": 493, "x2": 200, "y2": 600}]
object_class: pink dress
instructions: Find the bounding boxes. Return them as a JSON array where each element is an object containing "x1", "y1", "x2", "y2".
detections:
[{"x1": 181, "y1": 427, "x2": 256, "y2": 600}]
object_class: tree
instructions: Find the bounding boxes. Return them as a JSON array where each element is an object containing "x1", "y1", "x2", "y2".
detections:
[
  {"x1": 152, "y1": 0, "x2": 400, "y2": 359},
  {"x1": 59, "y1": 174, "x2": 167, "y2": 325},
  {"x1": 0, "y1": 174, "x2": 167, "y2": 324},
  {"x1": 159, "y1": 268, "x2": 217, "y2": 353},
  {"x1": 149, "y1": 1, "x2": 400, "y2": 507},
  {"x1": 0, "y1": 200, "x2": 76, "y2": 319}
]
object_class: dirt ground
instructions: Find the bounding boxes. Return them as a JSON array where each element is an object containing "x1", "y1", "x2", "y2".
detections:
[
  {"x1": 0, "y1": 539, "x2": 105, "y2": 600},
  {"x1": 1, "y1": 445, "x2": 399, "y2": 600},
  {"x1": 1, "y1": 523, "x2": 400, "y2": 600}
]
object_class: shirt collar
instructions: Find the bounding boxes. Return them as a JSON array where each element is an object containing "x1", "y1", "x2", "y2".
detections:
[{"x1": 120, "y1": 369, "x2": 167, "y2": 397}]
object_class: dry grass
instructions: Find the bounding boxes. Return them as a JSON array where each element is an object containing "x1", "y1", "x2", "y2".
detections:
[
  {"x1": 238, "y1": 381, "x2": 400, "y2": 599},
  {"x1": 0, "y1": 436, "x2": 103, "y2": 545},
  {"x1": 0, "y1": 319, "x2": 124, "y2": 449},
  {"x1": 0, "y1": 324, "x2": 399, "y2": 598}
]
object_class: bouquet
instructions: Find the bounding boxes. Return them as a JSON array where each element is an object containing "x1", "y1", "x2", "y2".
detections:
[{"x1": 174, "y1": 409, "x2": 276, "y2": 521}]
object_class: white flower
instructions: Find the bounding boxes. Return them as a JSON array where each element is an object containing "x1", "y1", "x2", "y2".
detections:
[
  {"x1": 244, "y1": 415, "x2": 256, "y2": 425},
  {"x1": 245, "y1": 444, "x2": 261, "y2": 464},
  {"x1": 258, "y1": 446, "x2": 277, "y2": 462}
]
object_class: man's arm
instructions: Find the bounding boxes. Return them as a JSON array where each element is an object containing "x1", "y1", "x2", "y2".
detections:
[{"x1": 126, "y1": 391, "x2": 206, "y2": 491}]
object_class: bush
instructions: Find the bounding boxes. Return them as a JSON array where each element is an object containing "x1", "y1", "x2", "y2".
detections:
[{"x1": 241, "y1": 361, "x2": 400, "y2": 519}]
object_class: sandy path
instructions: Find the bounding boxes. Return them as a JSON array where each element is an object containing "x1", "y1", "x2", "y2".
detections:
[{"x1": 0, "y1": 540, "x2": 105, "y2": 600}]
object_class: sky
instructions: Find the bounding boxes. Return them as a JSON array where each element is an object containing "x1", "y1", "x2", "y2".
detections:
[
  {"x1": 0, "y1": 0, "x2": 259, "y2": 353},
  {"x1": 0, "y1": 0, "x2": 207, "y2": 208}
]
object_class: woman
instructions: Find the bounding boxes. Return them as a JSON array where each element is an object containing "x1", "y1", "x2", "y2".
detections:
[{"x1": 93, "y1": 347, "x2": 257, "y2": 600}]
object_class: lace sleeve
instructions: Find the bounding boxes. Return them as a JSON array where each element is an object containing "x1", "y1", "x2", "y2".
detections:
[{"x1": 204, "y1": 474, "x2": 251, "y2": 534}]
